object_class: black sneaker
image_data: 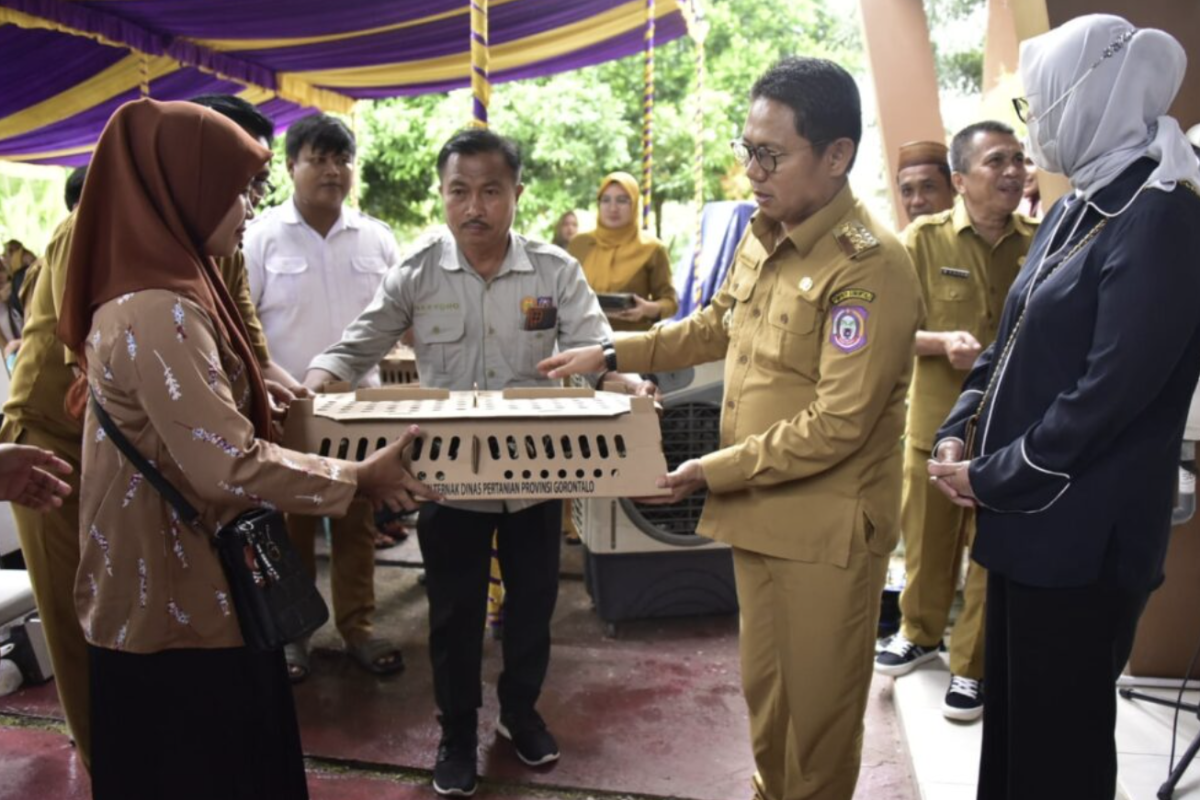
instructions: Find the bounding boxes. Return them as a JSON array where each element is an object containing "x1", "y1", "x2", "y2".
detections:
[
  {"x1": 433, "y1": 729, "x2": 478, "y2": 796},
  {"x1": 873, "y1": 634, "x2": 942, "y2": 676},
  {"x1": 497, "y1": 710, "x2": 560, "y2": 766},
  {"x1": 942, "y1": 675, "x2": 984, "y2": 722}
]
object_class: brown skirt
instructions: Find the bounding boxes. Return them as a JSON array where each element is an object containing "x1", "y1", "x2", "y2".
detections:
[{"x1": 88, "y1": 644, "x2": 308, "y2": 800}]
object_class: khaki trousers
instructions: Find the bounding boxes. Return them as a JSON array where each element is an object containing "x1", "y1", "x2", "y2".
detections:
[
  {"x1": 11, "y1": 426, "x2": 90, "y2": 769},
  {"x1": 898, "y1": 443, "x2": 986, "y2": 678},
  {"x1": 734, "y1": 522, "x2": 887, "y2": 800},
  {"x1": 286, "y1": 500, "x2": 376, "y2": 645}
]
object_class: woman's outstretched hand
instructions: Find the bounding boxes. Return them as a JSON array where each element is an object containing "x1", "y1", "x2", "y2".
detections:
[{"x1": 356, "y1": 425, "x2": 443, "y2": 513}]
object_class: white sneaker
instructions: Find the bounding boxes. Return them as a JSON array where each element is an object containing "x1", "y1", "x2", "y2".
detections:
[
  {"x1": 942, "y1": 675, "x2": 984, "y2": 721},
  {"x1": 873, "y1": 634, "x2": 941, "y2": 676}
]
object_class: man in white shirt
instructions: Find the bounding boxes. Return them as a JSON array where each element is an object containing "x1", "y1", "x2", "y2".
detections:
[{"x1": 243, "y1": 113, "x2": 402, "y2": 682}]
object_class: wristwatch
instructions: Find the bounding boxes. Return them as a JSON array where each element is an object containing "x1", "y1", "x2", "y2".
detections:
[{"x1": 600, "y1": 338, "x2": 619, "y2": 373}]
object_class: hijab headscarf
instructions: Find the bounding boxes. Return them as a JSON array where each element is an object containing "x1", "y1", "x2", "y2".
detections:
[
  {"x1": 573, "y1": 172, "x2": 661, "y2": 287},
  {"x1": 1019, "y1": 14, "x2": 1200, "y2": 200},
  {"x1": 58, "y1": 98, "x2": 274, "y2": 437}
]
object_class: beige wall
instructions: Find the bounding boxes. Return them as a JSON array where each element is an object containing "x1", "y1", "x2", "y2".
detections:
[
  {"x1": 858, "y1": 0, "x2": 946, "y2": 226},
  {"x1": 1045, "y1": 0, "x2": 1200, "y2": 129}
]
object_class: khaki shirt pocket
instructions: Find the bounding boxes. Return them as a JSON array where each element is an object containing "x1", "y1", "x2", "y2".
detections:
[
  {"x1": 412, "y1": 312, "x2": 465, "y2": 380},
  {"x1": 758, "y1": 287, "x2": 820, "y2": 378},
  {"x1": 929, "y1": 277, "x2": 978, "y2": 332},
  {"x1": 263, "y1": 256, "x2": 309, "y2": 306},
  {"x1": 724, "y1": 267, "x2": 756, "y2": 337}
]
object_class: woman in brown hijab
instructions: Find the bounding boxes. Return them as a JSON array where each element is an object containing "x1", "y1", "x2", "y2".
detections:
[{"x1": 59, "y1": 99, "x2": 435, "y2": 800}]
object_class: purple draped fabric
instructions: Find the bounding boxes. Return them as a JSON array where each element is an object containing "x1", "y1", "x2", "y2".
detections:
[
  {"x1": 0, "y1": 27, "x2": 125, "y2": 119},
  {"x1": 0, "y1": 0, "x2": 688, "y2": 164}
]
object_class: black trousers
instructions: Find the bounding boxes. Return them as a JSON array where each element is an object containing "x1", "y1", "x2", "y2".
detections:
[
  {"x1": 417, "y1": 501, "x2": 562, "y2": 728},
  {"x1": 977, "y1": 570, "x2": 1151, "y2": 800},
  {"x1": 89, "y1": 644, "x2": 308, "y2": 800}
]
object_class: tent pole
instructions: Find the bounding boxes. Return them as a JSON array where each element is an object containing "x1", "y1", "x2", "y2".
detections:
[
  {"x1": 687, "y1": 1, "x2": 707, "y2": 306},
  {"x1": 470, "y1": 0, "x2": 490, "y2": 128},
  {"x1": 641, "y1": 0, "x2": 655, "y2": 231}
]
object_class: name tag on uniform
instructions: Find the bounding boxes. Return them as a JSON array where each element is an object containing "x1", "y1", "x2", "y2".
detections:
[{"x1": 940, "y1": 267, "x2": 970, "y2": 279}]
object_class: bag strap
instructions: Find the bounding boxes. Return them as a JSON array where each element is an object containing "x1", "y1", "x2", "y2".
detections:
[{"x1": 88, "y1": 391, "x2": 203, "y2": 528}]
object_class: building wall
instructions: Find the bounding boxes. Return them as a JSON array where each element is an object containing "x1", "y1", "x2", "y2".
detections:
[{"x1": 1045, "y1": 0, "x2": 1200, "y2": 128}]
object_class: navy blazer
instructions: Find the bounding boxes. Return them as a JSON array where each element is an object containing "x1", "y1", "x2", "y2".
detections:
[{"x1": 936, "y1": 159, "x2": 1200, "y2": 590}]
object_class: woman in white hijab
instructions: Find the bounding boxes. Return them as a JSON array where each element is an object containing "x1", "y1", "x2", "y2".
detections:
[{"x1": 926, "y1": 15, "x2": 1200, "y2": 799}]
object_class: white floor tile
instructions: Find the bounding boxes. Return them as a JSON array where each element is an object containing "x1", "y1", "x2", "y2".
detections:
[
  {"x1": 1118, "y1": 752, "x2": 1200, "y2": 799},
  {"x1": 893, "y1": 672, "x2": 1200, "y2": 799},
  {"x1": 918, "y1": 782, "x2": 978, "y2": 800}
]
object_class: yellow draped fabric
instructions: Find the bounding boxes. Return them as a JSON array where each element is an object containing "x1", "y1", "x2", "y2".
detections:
[
  {"x1": 194, "y1": 0, "x2": 522, "y2": 52},
  {"x1": 286, "y1": 0, "x2": 680, "y2": 89}
]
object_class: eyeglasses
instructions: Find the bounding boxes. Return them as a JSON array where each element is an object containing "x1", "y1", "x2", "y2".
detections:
[
  {"x1": 730, "y1": 138, "x2": 825, "y2": 175},
  {"x1": 599, "y1": 194, "x2": 632, "y2": 206},
  {"x1": 1012, "y1": 28, "x2": 1135, "y2": 125},
  {"x1": 249, "y1": 176, "x2": 275, "y2": 204}
]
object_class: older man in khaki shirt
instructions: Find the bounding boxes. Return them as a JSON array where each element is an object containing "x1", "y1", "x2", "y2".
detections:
[
  {"x1": 875, "y1": 121, "x2": 1037, "y2": 722},
  {"x1": 543, "y1": 57, "x2": 922, "y2": 800}
]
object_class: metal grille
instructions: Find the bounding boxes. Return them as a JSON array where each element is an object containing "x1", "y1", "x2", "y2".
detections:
[{"x1": 624, "y1": 401, "x2": 722, "y2": 537}]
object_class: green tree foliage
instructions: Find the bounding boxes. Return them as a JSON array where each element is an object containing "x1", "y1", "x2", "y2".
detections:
[
  {"x1": 924, "y1": 0, "x2": 986, "y2": 94},
  {"x1": 355, "y1": 0, "x2": 862, "y2": 249}
]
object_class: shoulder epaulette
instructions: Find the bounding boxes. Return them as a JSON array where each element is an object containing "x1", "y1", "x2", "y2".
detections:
[{"x1": 834, "y1": 220, "x2": 880, "y2": 260}]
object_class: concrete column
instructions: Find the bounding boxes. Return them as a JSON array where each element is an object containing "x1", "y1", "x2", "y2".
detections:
[
  {"x1": 857, "y1": 0, "x2": 946, "y2": 227},
  {"x1": 983, "y1": 0, "x2": 1021, "y2": 95}
]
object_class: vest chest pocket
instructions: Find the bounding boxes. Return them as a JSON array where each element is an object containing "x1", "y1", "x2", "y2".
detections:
[
  {"x1": 412, "y1": 313, "x2": 465, "y2": 379},
  {"x1": 759, "y1": 287, "x2": 820, "y2": 378}
]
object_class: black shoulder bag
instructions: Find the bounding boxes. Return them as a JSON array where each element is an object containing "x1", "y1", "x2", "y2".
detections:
[{"x1": 89, "y1": 394, "x2": 329, "y2": 651}]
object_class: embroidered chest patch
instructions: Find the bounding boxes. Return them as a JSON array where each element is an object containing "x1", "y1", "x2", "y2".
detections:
[{"x1": 830, "y1": 306, "x2": 869, "y2": 353}]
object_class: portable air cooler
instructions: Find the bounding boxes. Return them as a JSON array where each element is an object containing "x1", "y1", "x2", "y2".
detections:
[{"x1": 577, "y1": 360, "x2": 737, "y2": 632}]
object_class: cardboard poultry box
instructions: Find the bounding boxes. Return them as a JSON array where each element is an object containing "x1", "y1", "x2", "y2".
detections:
[
  {"x1": 282, "y1": 386, "x2": 670, "y2": 500},
  {"x1": 379, "y1": 343, "x2": 419, "y2": 385}
]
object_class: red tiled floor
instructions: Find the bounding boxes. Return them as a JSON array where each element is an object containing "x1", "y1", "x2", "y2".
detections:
[
  {"x1": 0, "y1": 551, "x2": 916, "y2": 799},
  {"x1": 293, "y1": 611, "x2": 753, "y2": 800},
  {"x1": 0, "y1": 725, "x2": 89, "y2": 800}
]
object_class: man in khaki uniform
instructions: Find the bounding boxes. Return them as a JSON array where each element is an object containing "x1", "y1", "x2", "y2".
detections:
[
  {"x1": 895, "y1": 140, "x2": 956, "y2": 224},
  {"x1": 0, "y1": 96, "x2": 294, "y2": 770},
  {"x1": 541, "y1": 57, "x2": 922, "y2": 800},
  {"x1": 874, "y1": 121, "x2": 1037, "y2": 722}
]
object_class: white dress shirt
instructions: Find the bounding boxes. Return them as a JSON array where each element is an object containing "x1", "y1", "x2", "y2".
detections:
[{"x1": 243, "y1": 198, "x2": 398, "y2": 383}]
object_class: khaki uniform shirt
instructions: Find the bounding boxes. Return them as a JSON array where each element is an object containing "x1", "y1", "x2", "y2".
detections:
[
  {"x1": 0, "y1": 212, "x2": 272, "y2": 447},
  {"x1": 77, "y1": 290, "x2": 358, "y2": 654},
  {"x1": 567, "y1": 234, "x2": 679, "y2": 332},
  {"x1": 1, "y1": 215, "x2": 79, "y2": 443},
  {"x1": 904, "y1": 202, "x2": 1038, "y2": 450},
  {"x1": 615, "y1": 185, "x2": 923, "y2": 566}
]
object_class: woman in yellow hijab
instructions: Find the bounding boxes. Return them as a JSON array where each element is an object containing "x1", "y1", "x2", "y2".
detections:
[{"x1": 568, "y1": 172, "x2": 678, "y2": 332}]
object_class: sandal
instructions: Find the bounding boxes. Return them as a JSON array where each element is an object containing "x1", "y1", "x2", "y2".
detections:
[
  {"x1": 373, "y1": 529, "x2": 399, "y2": 549},
  {"x1": 284, "y1": 638, "x2": 311, "y2": 684},
  {"x1": 348, "y1": 637, "x2": 405, "y2": 676}
]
